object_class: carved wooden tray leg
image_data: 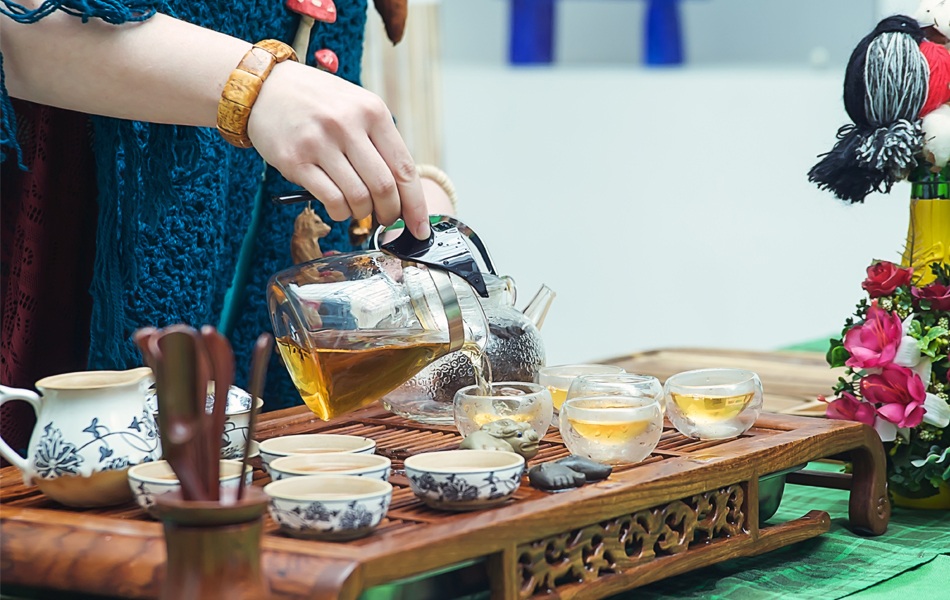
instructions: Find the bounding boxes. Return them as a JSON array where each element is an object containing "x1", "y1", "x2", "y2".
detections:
[{"x1": 847, "y1": 426, "x2": 890, "y2": 536}]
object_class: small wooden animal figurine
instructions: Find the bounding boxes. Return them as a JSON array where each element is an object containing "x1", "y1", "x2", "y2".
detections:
[
  {"x1": 459, "y1": 419, "x2": 540, "y2": 459},
  {"x1": 291, "y1": 205, "x2": 333, "y2": 264}
]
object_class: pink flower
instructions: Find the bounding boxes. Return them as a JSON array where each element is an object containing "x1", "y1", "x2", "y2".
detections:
[
  {"x1": 860, "y1": 365, "x2": 926, "y2": 428},
  {"x1": 824, "y1": 392, "x2": 876, "y2": 427},
  {"x1": 843, "y1": 305, "x2": 903, "y2": 369}
]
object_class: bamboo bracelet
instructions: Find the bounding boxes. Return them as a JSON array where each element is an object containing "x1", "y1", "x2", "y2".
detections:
[{"x1": 217, "y1": 39, "x2": 297, "y2": 149}]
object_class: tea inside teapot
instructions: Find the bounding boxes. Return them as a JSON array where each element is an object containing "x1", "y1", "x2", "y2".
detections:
[
  {"x1": 268, "y1": 221, "x2": 493, "y2": 421},
  {"x1": 275, "y1": 329, "x2": 449, "y2": 420}
]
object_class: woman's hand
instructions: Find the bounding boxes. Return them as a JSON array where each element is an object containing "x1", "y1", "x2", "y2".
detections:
[{"x1": 247, "y1": 60, "x2": 430, "y2": 240}]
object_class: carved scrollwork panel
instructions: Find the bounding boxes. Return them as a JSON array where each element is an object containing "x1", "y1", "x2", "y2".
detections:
[{"x1": 517, "y1": 484, "x2": 747, "y2": 598}]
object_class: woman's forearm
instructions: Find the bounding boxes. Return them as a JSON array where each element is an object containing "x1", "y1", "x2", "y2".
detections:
[
  {"x1": 1, "y1": 9, "x2": 250, "y2": 127},
  {"x1": 1, "y1": 3, "x2": 432, "y2": 239}
]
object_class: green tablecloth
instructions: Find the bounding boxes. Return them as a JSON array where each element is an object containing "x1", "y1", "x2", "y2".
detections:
[
  {"x1": 355, "y1": 464, "x2": 950, "y2": 600},
  {"x1": 628, "y1": 477, "x2": 950, "y2": 600}
]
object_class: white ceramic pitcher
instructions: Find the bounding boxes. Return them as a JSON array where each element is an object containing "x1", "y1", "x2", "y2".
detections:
[{"x1": 0, "y1": 367, "x2": 160, "y2": 507}]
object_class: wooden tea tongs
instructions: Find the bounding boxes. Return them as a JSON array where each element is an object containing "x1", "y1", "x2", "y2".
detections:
[
  {"x1": 237, "y1": 333, "x2": 272, "y2": 501},
  {"x1": 200, "y1": 325, "x2": 235, "y2": 502},
  {"x1": 135, "y1": 326, "x2": 211, "y2": 501}
]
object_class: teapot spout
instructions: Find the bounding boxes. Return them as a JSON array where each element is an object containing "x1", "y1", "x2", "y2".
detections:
[{"x1": 522, "y1": 285, "x2": 556, "y2": 330}]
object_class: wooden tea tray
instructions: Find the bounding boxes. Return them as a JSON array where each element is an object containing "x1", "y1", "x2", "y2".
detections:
[{"x1": 1, "y1": 401, "x2": 889, "y2": 599}]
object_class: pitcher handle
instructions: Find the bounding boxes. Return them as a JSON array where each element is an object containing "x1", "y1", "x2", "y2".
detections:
[{"x1": 0, "y1": 385, "x2": 41, "y2": 481}]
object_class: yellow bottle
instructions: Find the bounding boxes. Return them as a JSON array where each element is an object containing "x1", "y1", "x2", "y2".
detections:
[{"x1": 904, "y1": 168, "x2": 950, "y2": 285}]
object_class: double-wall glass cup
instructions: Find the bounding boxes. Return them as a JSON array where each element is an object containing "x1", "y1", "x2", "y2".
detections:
[
  {"x1": 453, "y1": 382, "x2": 553, "y2": 437},
  {"x1": 559, "y1": 374, "x2": 665, "y2": 465},
  {"x1": 663, "y1": 368, "x2": 763, "y2": 440},
  {"x1": 535, "y1": 364, "x2": 625, "y2": 412}
]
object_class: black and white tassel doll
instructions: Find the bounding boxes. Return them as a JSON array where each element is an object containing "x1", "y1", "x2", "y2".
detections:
[{"x1": 808, "y1": 15, "x2": 950, "y2": 203}]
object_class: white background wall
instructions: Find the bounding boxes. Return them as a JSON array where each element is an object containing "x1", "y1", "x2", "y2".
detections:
[{"x1": 432, "y1": 0, "x2": 925, "y2": 365}]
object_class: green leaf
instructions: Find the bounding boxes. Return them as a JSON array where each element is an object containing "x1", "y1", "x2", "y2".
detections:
[
  {"x1": 918, "y1": 326, "x2": 949, "y2": 359},
  {"x1": 827, "y1": 341, "x2": 850, "y2": 368}
]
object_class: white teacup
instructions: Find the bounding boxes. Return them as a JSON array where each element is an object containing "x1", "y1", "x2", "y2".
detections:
[{"x1": 268, "y1": 453, "x2": 391, "y2": 482}]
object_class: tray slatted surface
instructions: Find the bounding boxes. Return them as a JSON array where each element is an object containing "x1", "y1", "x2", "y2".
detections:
[
  {"x1": 0, "y1": 405, "x2": 777, "y2": 533},
  {"x1": 1, "y1": 400, "x2": 886, "y2": 600}
]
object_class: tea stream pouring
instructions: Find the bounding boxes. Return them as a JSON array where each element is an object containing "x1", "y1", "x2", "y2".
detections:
[{"x1": 375, "y1": 218, "x2": 555, "y2": 423}]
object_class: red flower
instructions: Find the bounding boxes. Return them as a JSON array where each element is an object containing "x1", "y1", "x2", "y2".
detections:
[
  {"x1": 911, "y1": 283, "x2": 950, "y2": 311},
  {"x1": 824, "y1": 392, "x2": 876, "y2": 427},
  {"x1": 860, "y1": 365, "x2": 926, "y2": 428},
  {"x1": 861, "y1": 261, "x2": 913, "y2": 298},
  {"x1": 843, "y1": 305, "x2": 903, "y2": 369}
]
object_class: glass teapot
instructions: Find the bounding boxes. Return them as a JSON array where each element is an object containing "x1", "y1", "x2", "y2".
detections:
[
  {"x1": 377, "y1": 233, "x2": 556, "y2": 424},
  {"x1": 267, "y1": 217, "x2": 492, "y2": 420}
]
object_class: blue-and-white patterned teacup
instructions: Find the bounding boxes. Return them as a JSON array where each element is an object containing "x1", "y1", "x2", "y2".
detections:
[
  {"x1": 264, "y1": 475, "x2": 392, "y2": 541},
  {"x1": 127, "y1": 459, "x2": 252, "y2": 518},
  {"x1": 404, "y1": 449, "x2": 524, "y2": 511},
  {"x1": 258, "y1": 433, "x2": 377, "y2": 475},
  {"x1": 268, "y1": 453, "x2": 391, "y2": 482}
]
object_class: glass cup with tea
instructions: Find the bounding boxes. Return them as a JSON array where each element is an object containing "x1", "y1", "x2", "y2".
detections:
[
  {"x1": 558, "y1": 374, "x2": 665, "y2": 465},
  {"x1": 535, "y1": 364, "x2": 625, "y2": 412},
  {"x1": 453, "y1": 382, "x2": 553, "y2": 438},
  {"x1": 663, "y1": 368, "x2": 763, "y2": 440}
]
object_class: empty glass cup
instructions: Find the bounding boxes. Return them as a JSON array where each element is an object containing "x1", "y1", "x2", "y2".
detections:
[
  {"x1": 454, "y1": 382, "x2": 553, "y2": 437},
  {"x1": 663, "y1": 368, "x2": 763, "y2": 440},
  {"x1": 535, "y1": 364, "x2": 625, "y2": 412}
]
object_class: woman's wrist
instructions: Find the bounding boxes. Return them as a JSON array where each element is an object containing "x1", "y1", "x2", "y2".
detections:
[{"x1": 217, "y1": 40, "x2": 297, "y2": 148}]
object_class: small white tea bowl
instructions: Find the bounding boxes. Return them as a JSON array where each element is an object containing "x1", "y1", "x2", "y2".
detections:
[
  {"x1": 268, "y1": 453, "x2": 391, "y2": 482},
  {"x1": 264, "y1": 475, "x2": 392, "y2": 541},
  {"x1": 259, "y1": 434, "x2": 376, "y2": 475},
  {"x1": 127, "y1": 459, "x2": 252, "y2": 517},
  {"x1": 404, "y1": 450, "x2": 524, "y2": 512}
]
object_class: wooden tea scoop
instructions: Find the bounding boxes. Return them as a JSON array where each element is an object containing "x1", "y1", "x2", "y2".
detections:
[
  {"x1": 154, "y1": 327, "x2": 210, "y2": 501},
  {"x1": 201, "y1": 326, "x2": 235, "y2": 501},
  {"x1": 238, "y1": 333, "x2": 273, "y2": 500}
]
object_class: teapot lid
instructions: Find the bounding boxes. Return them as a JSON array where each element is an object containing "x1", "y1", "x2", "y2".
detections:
[{"x1": 375, "y1": 216, "x2": 496, "y2": 298}]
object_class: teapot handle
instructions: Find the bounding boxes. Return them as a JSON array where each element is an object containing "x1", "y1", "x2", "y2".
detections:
[
  {"x1": 372, "y1": 215, "x2": 498, "y2": 276},
  {"x1": 0, "y1": 385, "x2": 42, "y2": 481}
]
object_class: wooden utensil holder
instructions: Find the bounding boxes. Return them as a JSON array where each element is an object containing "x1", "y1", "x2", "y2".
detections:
[{"x1": 153, "y1": 487, "x2": 272, "y2": 600}]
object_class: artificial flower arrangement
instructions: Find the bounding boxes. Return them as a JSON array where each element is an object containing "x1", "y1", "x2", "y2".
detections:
[{"x1": 823, "y1": 260, "x2": 950, "y2": 499}]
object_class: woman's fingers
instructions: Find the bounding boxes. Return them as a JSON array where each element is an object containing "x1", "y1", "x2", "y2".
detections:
[
  {"x1": 292, "y1": 164, "x2": 351, "y2": 222},
  {"x1": 320, "y1": 154, "x2": 374, "y2": 221},
  {"x1": 369, "y1": 121, "x2": 430, "y2": 240},
  {"x1": 248, "y1": 62, "x2": 430, "y2": 238},
  {"x1": 346, "y1": 137, "x2": 400, "y2": 225}
]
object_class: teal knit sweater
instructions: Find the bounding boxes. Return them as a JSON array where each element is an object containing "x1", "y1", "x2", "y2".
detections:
[{"x1": 1, "y1": 0, "x2": 367, "y2": 409}]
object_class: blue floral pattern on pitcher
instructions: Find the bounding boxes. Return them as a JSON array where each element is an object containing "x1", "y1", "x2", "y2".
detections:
[{"x1": 34, "y1": 408, "x2": 160, "y2": 479}]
